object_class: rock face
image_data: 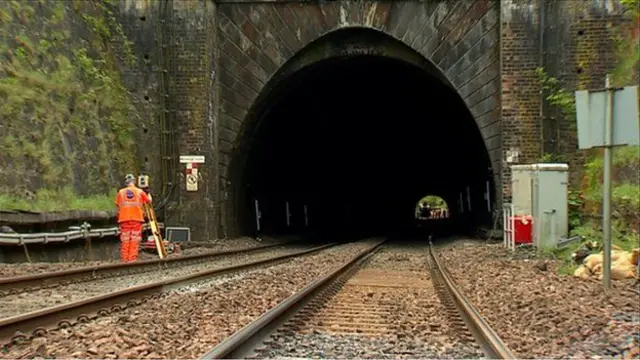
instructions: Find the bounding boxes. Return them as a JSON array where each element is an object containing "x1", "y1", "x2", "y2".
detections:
[{"x1": 0, "y1": 0, "x2": 161, "y2": 201}]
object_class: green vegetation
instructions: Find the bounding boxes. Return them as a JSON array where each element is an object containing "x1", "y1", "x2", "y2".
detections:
[
  {"x1": 0, "y1": 0, "x2": 141, "y2": 211},
  {"x1": 536, "y1": 67, "x2": 639, "y2": 270},
  {"x1": 612, "y1": 0, "x2": 640, "y2": 87},
  {"x1": 534, "y1": 0, "x2": 640, "y2": 274},
  {"x1": 0, "y1": 188, "x2": 116, "y2": 212},
  {"x1": 417, "y1": 195, "x2": 447, "y2": 209},
  {"x1": 415, "y1": 195, "x2": 448, "y2": 216}
]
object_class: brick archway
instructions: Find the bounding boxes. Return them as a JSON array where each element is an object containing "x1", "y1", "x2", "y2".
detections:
[{"x1": 216, "y1": 1, "x2": 500, "y2": 236}]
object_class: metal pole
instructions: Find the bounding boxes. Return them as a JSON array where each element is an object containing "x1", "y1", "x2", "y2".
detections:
[
  {"x1": 602, "y1": 75, "x2": 614, "y2": 290},
  {"x1": 503, "y1": 205, "x2": 508, "y2": 249},
  {"x1": 254, "y1": 199, "x2": 261, "y2": 233},
  {"x1": 285, "y1": 201, "x2": 291, "y2": 227},
  {"x1": 486, "y1": 180, "x2": 491, "y2": 212}
]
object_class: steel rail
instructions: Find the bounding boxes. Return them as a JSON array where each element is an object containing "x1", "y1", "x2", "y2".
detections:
[
  {"x1": 428, "y1": 242, "x2": 515, "y2": 359},
  {"x1": 199, "y1": 239, "x2": 387, "y2": 360},
  {"x1": 0, "y1": 241, "x2": 292, "y2": 296},
  {"x1": 201, "y1": 241, "x2": 516, "y2": 360},
  {"x1": 0, "y1": 242, "x2": 339, "y2": 346}
]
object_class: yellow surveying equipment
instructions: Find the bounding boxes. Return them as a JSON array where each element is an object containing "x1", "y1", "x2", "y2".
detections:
[
  {"x1": 144, "y1": 203, "x2": 168, "y2": 259},
  {"x1": 138, "y1": 174, "x2": 150, "y2": 189}
]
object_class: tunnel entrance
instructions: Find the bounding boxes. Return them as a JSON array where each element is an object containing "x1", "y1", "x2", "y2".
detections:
[
  {"x1": 415, "y1": 195, "x2": 449, "y2": 220},
  {"x1": 228, "y1": 28, "x2": 495, "y2": 240}
]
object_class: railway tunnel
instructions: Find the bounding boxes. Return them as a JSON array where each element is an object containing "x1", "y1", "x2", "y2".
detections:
[{"x1": 227, "y1": 28, "x2": 496, "y2": 240}]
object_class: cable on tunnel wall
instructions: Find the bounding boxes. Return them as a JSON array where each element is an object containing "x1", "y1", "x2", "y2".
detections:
[
  {"x1": 154, "y1": 0, "x2": 178, "y2": 214},
  {"x1": 539, "y1": 0, "x2": 546, "y2": 156},
  {"x1": 156, "y1": 0, "x2": 168, "y2": 200}
]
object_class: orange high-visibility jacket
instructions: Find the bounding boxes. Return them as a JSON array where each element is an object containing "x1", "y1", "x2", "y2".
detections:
[{"x1": 115, "y1": 185, "x2": 151, "y2": 223}]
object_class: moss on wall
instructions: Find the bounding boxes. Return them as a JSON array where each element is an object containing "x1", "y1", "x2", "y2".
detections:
[{"x1": 0, "y1": 0, "x2": 141, "y2": 207}]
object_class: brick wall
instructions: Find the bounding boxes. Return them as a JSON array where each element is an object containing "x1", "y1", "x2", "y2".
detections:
[
  {"x1": 156, "y1": 0, "x2": 632, "y2": 238},
  {"x1": 163, "y1": 0, "x2": 217, "y2": 240},
  {"x1": 116, "y1": 0, "x2": 164, "y2": 198},
  {"x1": 543, "y1": 1, "x2": 630, "y2": 186},
  {"x1": 500, "y1": 0, "x2": 544, "y2": 202},
  {"x1": 117, "y1": 1, "x2": 220, "y2": 241},
  {"x1": 500, "y1": 0, "x2": 632, "y2": 202}
]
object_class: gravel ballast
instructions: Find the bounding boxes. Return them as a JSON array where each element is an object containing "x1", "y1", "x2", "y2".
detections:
[
  {"x1": 254, "y1": 243, "x2": 484, "y2": 359},
  {"x1": 0, "y1": 237, "x2": 281, "y2": 278},
  {"x1": 1, "y1": 240, "x2": 378, "y2": 359},
  {"x1": 438, "y1": 241, "x2": 640, "y2": 359},
  {"x1": 0, "y1": 245, "x2": 310, "y2": 319}
]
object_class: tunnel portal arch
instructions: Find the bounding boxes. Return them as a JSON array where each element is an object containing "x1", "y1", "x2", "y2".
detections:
[{"x1": 224, "y1": 26, "x2": 497, "y2": 238}]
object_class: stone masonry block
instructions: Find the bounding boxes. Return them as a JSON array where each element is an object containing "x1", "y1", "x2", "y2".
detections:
[{"x1": 439, "y1": 7, "x2": 499, "y2": 72}]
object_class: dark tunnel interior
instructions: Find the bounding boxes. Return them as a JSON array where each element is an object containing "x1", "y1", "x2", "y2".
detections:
[{"x1": 233, "y1": 53, "x2": 495, "y2": 240}]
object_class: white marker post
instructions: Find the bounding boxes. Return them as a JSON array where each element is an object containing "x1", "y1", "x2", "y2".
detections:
[
  {"x1": 254, "y1": 199, "x2": 261, "y2": 233},
  {"x1": 485, "y1": 180, "x2": 491, "y2": 212},
  {"x1": 285, "y1": 201, "x2": 291, "y2": 227},
  {"x1": 575, "y1": 77, "x2": 639, "y2": 290}
]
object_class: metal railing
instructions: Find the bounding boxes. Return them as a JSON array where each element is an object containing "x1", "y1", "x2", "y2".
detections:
[
  {"x1": 502, "y1": 203, "x2": 515, "y2": 251},
  {"x1": 556, "y1": 235, "x2": 582, "y2": 249},
  {"x1": 0, "y1": 222, "x2": 164, "y2": 246}
]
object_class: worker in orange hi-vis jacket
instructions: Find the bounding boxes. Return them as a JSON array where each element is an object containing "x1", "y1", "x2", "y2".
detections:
[{"x1": 115, "y1": 174, "x2": 152, "y2": 262}]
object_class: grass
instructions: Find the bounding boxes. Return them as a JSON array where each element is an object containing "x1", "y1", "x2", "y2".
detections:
[
  {"x1": 541, "y1": 232, "x2": 640, "y2": 276},
  {"x1": 548, "y1": 245, "x2": 581, "y2": 276},
  {"x1": 0, "y1": 187, "x2": 116, "y2": 212}
]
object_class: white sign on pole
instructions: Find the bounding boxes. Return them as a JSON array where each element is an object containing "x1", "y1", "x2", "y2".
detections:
[
  {"x1": 575, "y1": 86, "x2": 640, "y2": 149},
  {"x1": 575, "y1": 80, "x2": 639, "y2": 290},
  {"x1": 179, "y1": 155, "x2": 205, "y2": 164}
]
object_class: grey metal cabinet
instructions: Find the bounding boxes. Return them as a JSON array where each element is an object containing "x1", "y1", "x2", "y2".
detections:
[{"x1": 511, "y1": 164, "x2": 569, "y2": 250}]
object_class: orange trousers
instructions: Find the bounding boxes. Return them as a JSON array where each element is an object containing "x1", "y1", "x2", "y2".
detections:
[{"x1": 119, "y1": 221, "x2": 143, "y2": 262}]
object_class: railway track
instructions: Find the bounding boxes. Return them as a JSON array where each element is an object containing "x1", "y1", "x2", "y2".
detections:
[
  {"x1": 202, "y1": 241, "x2": 515, "y2": 359},
  {"x1": 0, "y1": 242, "x2": 314, "y2": 320},
  {"x1": 0, "y1": 241, "x2": 290, "y2": 296},
  {"x1": 0, "y1": 241, "x2": 350, "y2": 347}
]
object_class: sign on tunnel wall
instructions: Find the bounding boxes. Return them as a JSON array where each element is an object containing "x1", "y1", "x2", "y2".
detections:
[
  {"x1": 340, "y1": 45, "x2": 383, "y2": 57},
  {"x1": 180, "y1": 155, "x2": 205, "y2": 192}
]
